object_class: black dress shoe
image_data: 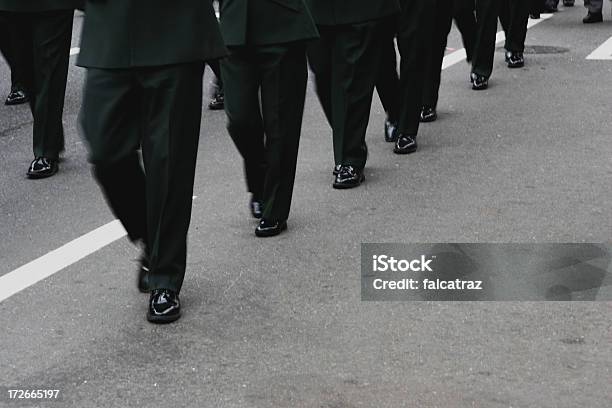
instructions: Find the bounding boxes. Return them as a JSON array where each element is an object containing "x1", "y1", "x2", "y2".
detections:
[
  {"x1": 147, "y1": 289, "x2": 181, "y2": 323},
  {"x1": 255, "y1": 219, "x2": 287, "y2": 237},
  {"x1": 393, "y1": 134, "x2": 418, "y2": 155},
  {"x1": 27, "y1": 157, "x2": 58, "y2": 179},
  {"x1": 420, "y1": 106, "x2": 437, "y2": 123},
  {"x1": 333, "y1": 165, "x2": 364, "y2": 189},
  {"x1": 332, "y1": 164, "x2": 342, "y2": 176},
  {"x1": 505, "y1": 51, "x2": 524, "y2": 68},
  {"x1": 470, "y1": 72, "x2": 488, "y2": 90},
  {"x1": 530, "y1": 12, "x2": 540, "y2": 19},
  {"x1": 208, "y1": 88, "x2": 224, "y2": 110},
  {"x1": 137, "y1": 256, "x2": 150, "y2": 293},
  {"x1": 250, "y1": 196, "x2": 263, "y2": 219},
  {"x1": 583, "y1": 12, "x2": 603, "y2": 24},
  {"x1": 5, "y1": 89, "x2": 28, "y2": 106},
  {"x1": 384, "y1": 119, "x2": 398, "y2": 142},
  {"x1": 563, "y1": 0, "x2": 574, "y2": 6}
]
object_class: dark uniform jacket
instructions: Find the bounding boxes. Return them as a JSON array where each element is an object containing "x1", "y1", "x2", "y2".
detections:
[
  {"x1": 304, "y1": 0, "x2": 401, "y2": 26},
  {"x1": 0, "y1": 0, "x2": 83, "y2": 11},
  {"x1": 77, "y1": 0, "x2": 227, "y2": 69},
  {"x1": 219, "y1": 0, "x2": 319, "y2": 46}
]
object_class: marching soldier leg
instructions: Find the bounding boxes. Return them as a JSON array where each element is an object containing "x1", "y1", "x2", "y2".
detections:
[
  {"x1": 453, "y1": 0, "x2": 477, "y2": 62},
  {"x1": 221, "y1": 48, "x2": 267, "y2": 206},
  {"x1": 422, "y1": 0, "x2": 454, "y2": 119},
  {"x1": 259, "y1": 44, "x2": 308, "y2": 225},
  {"x1": 500, "y1": 0, "x2": 530, "y2": 67},
  {"x1": 80, "y1": 68, "x2": 148, "y2": 245},
  {"x1": 376, "y1": 29, "x2": 401, "y2": 141},
  {"x1": 471, "y1": 0, "x2": 501, "y2": 83},
  {"x1": 333, "y1": 19, "x2": 387, "y2": 174},
  {"x1": 395, "y1": 0, "x2": 435, "y2": 154},
  {"x1": 26, "y1": 10, "x2": 73, "y2": 178},
  {"x1": 138, "y1": 62, "x2": 205, "y2": 293},
  {"x1": 307, "y1": 26, "x2": 335, "y2": 131}
]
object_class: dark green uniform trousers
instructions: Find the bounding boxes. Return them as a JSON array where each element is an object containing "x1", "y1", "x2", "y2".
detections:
[
  {"x1": 375, "y1": 28, "x2": 400, "y2": 124},
  {"x1": 222, "y1": 44, "x2": 308, "y2": 222},
  {"x1": 7, "y1": 10, "x2": 73, "y2": 159},
  {"x1": 423, "y1": 0, "x2": 478, "y2": 109},
  {"x1": 471, "y1": 0, "x2": 501, "y2": 79},
  {"x1": 0, "y1": 11, "x2": 30, "y2": 91},
  {"x1": 308, "y1": 19, "x2": 391, "y2": 170},
  {"x1": 80, "y1": 62, "x2": 205, "y2": 293},
  {"x1": 499, "y1": 0, "x2": 530, "y2": 53},
  {"x1": 396, "y1": 0, "x2": 436, "y2": 136}
]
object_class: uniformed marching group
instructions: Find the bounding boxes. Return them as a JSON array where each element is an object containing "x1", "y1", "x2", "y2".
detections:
[{"x1": 0, "y1": 0, "x2": 597, "y2": 323}]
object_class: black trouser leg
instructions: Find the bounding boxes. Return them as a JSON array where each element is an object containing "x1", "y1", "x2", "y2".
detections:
[
  {"x1": 397, "y1": 0, "x2": 435, "y2": 136},
  {"x1": 500, "y1": 0, "x2": 530, "y2": 53},
  {"x1": 25, "y1": 11, "x2": 73, "y2": 160},
  {"x1": 308, "y1": 19, "x2": 387, "y2": 170},
  {"x1": 471, "y1": 0, "x2": 501, "y2": 79},
  {"x1": 307, "y1": 27, "x2": 334, "y2": 128},
  {"x1": 208, "y1": 59, "x2": 223, "y2": 88},
  {"x1": 223, "y1": 44, "x2": 308, "y2": 222},
  {"x1": 454, "y1": 0, "x2": 478, "y2": 61},
  {"x1": 375, "y1": 29, "x2": 400, "y2": 123},
  {"x1": 259, "y1": 44, "x2": 308, "y2": 222},
  {"x1": 423, "y1": 0, "x2": 454, "y2": 109},
  {"x1": 81, "y1": 63, "x2": 205, "y2": 293},
  {"x1": 0, "y1": 11, "x2": 31, "y2": 92},
  {"x1": 221, "y1": 48, "x2": 267, "y2": 199}
]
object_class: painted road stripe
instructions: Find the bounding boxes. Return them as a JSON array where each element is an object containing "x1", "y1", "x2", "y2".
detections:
[
  {"x1": 586, "y1": 36, "x2": 612, "y2": 60},
  {"x1": 1, "y1": 14, "x2": 555, "y2": 304},
  {"x1": 0, "y1": 221, "x2": 126, "y2": 303}
]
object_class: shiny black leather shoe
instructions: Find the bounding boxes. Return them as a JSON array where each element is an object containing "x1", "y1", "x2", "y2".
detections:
[
  {"x1": 505, "y1": 51, "x2": 524, "y2": 68},
  {"x1": 208, "y1": 87, "x2": 224, "y2": 110},
  {"x1": 583, "y1": 12, "x2": 603, "y2": 24},
  {"x1": 393, "y1": 134, "x2": 418, "y2": 155},
  {"x1": 332, "y1": 164, "x2": 342, "y2": 176},
  {"x1": 470, "y1": 73, "x2": 488, "y2": 90},
  {"x1": 420, "y1": 106, "x2": 437, "y2": 123},
  {"x1": 137, "y1": 256, "x2": 150, "y2": 293},
  {"x1": 26, "y1": 157, "x2": 58, "y2": 179},
  {"x1": 255, "y1": 219, "x2": 287, "y2": 237},
  {"x1": 147, "y1": 289, "x2": 181, "y2": 323},
  {"x1": 5, "y1": 89, "x2": 28, "y2": 106},
  {"x1": 333, "y1": 165, "x2": 364, "y2": 189},
  {"x1": 384, "y1": 119, "x2": 398, "y2": 142},
  {"x1": 563, "y1": 0, "x2": 574, "y2": 6},
  {"x1": 250, "y1": 196, "x2": 263, "y2": 219}
]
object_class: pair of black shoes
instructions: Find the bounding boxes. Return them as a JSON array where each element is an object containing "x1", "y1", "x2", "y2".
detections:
[
  {"x1": 383, "y1": 119, "x2": 419, "y2": 154},
  {"x1": 27, "y1": 157, "x2": 58, "y2": 179},
  {"x1": 5, "y1": 89, "x2": 28, "y2": 106},
  {"x1": 249, "y1": 196, "x2": 286, "y2": 237},
  {"x1": 505, "y1": 51, "x2": 525, "y2": 68},
  {"x1": 333, "y1": 165, "x2": 365, "y2": 189},
  {"x1": 137, "y1": 257, "x2": 182, "y2": 324}
]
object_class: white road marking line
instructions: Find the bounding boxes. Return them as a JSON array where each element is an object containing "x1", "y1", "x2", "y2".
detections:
[
  {"x1": 442, "y1": 14, "x2": 553, "y2": 70},
  {"x1": 1, "y1": 14, "x2": 556, "y2": 304},
  {"x1": 586, "y1": 35, "x2": 612, "y2": 60},
  {"x1": 0, "y1": 221, "x2": 127, "y2": 303}
]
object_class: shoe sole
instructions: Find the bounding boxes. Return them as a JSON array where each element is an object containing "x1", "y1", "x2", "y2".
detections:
[
  {"x1": 255, "y1": 222, "x2": 287, "y2": 237},
  {"x1": 393, "y1": 146, "x2": 418, "y2": 155},
  {"x1": 147, "y1": 311, "x2": 181, "y2": 324},
  {"x1": 27, "y1": 169, "x2": 58, "y2": 179},
  {"x1": 5, "y1": 99, "x2": 28, "y2": 106},
  {"x1": 208, "y1": 104, "x2": 224, "y2": 110},
  {"x1": 420, "y1": 115, "x2": 437, "y2": 123},
  {"x1": 333, "y1": 174, "x2": 365, "y2": 189}
]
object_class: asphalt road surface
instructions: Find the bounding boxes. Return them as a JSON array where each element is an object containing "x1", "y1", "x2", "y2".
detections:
[{"x1": 1, "y1": 4, "x2": 611, "y2": 408}]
